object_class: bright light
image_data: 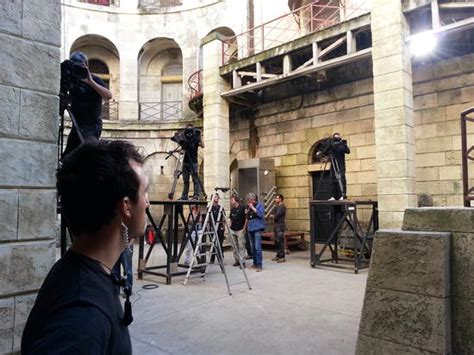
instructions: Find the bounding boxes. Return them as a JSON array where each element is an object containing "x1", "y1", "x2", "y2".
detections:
[
  {"x1": 409, "y1": 32, "x2": 437, "y2": 57},
  {"x1": 263, "y1": 169, "x2": 270, "y2": 176}
]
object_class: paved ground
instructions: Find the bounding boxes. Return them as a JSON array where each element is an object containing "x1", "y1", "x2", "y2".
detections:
[{"x1": 127, "y1": 247, "x2": 368, "y2": 355}]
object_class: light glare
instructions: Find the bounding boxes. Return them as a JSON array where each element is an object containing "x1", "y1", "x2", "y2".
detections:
[{"x1": 409, "y1": 32, "x2": 437, "y2": 57}]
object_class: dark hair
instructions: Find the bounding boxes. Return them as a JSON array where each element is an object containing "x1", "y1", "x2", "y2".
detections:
[
  {"x1": 57, "y1": 140, "x2": 144, "y2": 237},
  {"x1": 230, "y1": 194, "x2": 241, "y2": 203},
  {"x1": 276, "y1": 194, "x2": 284, "y2": 201}
]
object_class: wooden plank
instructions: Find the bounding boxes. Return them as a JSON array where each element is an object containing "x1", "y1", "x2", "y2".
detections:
[
  {"x1": 431, "y1": 0, "x2": 440, "y2": 29},
  {"x1": 232, "y1": 69, "x2": 241, "y2": 88},
  {"x1": 283, "y1": 54, "x2": 292, "y2": 74},
  {"x1": 318, "y1": 36, "x2": 346, "y2": 59},
  {"x1": 237, "y1": 71, "x2": 277, "y2": 78}
]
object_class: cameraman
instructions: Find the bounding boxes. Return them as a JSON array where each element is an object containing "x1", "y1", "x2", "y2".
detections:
[
  {"x1": 179, "y1": 123, "x2": 205, "y2": 200},
  {"x1": 63, "y1": 51, "x2": 112, "y2": 157},
  {"x1": 331, "y1": 132, "x2": 350, "y2": 199}
]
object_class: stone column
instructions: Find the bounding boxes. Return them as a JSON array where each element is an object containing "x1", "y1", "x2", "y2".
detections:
[
  {"x1": 201, "y1": 35, "x2": 231, "y2": 195},
  {"x1": 119, "y1": 49, "x2": 139, "y2": 120},
  {"x1": 372, "y1": 0, "x2": 416, "y2": 228},
  {"x1": 0, "y1": 0, "x2": 59, "y2": 352}
]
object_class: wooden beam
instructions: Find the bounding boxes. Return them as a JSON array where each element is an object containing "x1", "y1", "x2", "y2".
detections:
[
  {"x1": 221, "y1": 48, "x2": 371, "y2": 97},
  {"x1": 319, "y1": 36, "x2": 346, "y2": 59},
  {"x1": 439, "y1": 2, "x2": 474, "y2": 9},
  {"x1": 160, "y1": 75, "x2": 183, "y2": 83},
  {"x1": 237, "y1": 71, "x2": 277, "y2": 78},
  {"x1": 347, "y1": 30, "x2": 356, "y2": 54},
  {"x1": 283, "y1": 54, "x2": 292, "y2": 74},
  {"x1": 406, "y1": 17, "x2": 474, "y2": 42},
  {"x1": 256, "y1": 62, "x2": 262, "y2": 82},
  {"x1": 431, "y1": 0, "x2": 440, "y2": 29},
  {"x1": 232, "y1": 69, "x2": 241, "y2": 88},
  {"x1": 312, "y1": 42, "x2": 320, "y2": 64}
]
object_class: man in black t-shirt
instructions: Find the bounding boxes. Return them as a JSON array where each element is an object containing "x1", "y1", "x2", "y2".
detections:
[
  {"x1": 229, "y1": 195, "x2": 248, "y2": 267},
  {"x1": 210, "y1": 194, "x2": 225, "y2": 264},
  {"x1": 63, "y1": 51, "x2": 112, "y2": 158},
  {"x1": 179, "y1": 124, "x2": 204, "y2": 200},
  {"x1": 270, "y1": 194, "x2": 287, "y2": 263},
  {"x1": 22, "y1": 140, "x2": 149, "y2": 354},
  {"x1": 331, "y1": 132, "x2": 350, "y2": 200}
]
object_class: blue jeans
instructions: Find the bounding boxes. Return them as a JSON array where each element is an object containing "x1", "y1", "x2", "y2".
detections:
[
  {"x1": 249, "y1": 230, "x2": 263, "y2": 268},
  {"x1": 113, "y1": 247, "x2": 133, "y2": 291}
]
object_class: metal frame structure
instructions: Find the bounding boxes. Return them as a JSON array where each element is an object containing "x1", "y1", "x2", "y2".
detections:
[
  {"x1": 309, "y1": 200, "x2": 378, "y2": 274},
  {"x1": 137, "y1": 200, "x2": 208, "y2": 284},
  {"x1": 139, "y1": 101, "x2": 183, "y2": 121},
  {"x1": 221, "y1": 1, "x2": 370, "y2": 65},
  {"x1": 461, "y1": 107, "x2": 474, "y2": 207}
]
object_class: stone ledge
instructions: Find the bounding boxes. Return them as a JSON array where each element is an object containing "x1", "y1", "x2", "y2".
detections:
[
  {"x1": 402, "y1": 207, "x2": 474, "y2": 233},
  {"x1": 368, "y1": 229, "x2": 450, "y2": 298},
  {"x1": 358, "y1": 287, "x2": 450, "y2": 354},
  {"x1": 356, "y1": 334, "x2": 436, "y2": 355}
]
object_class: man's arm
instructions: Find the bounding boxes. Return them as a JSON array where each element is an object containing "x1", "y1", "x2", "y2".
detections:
[
  {"x1": 83, "y1": 69, "x2": 112, "y2": 100},
  {"x1": 342, "y1": 140, "x2": 350, "y2": 154}
]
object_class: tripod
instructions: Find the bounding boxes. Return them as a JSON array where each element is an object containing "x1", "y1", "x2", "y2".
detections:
[
  {"x1": 167, "y1": 145, "x2": 207, "y2": 200},
  {"x1": 315, "y1": 153, "x2": 345, "y2": 200},
  {"x1": 183, "y1": 189, "x2": 252, "y2": 295}
]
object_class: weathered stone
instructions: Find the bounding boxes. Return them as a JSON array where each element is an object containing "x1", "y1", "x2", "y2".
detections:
[
  {"x1": 0, "y1": 240, "x2": 55, "y2": 297},
  {"x1": 13, "y1": 293, "x2": 37, "y2": 350},
  {"x1": 356, "y1": 333, "x2": 435, "y2": 355},
  {"x1": 452, "y1": 295, "x2": 474, "y2": 355},
  {"x1": 368, "y1": 230, "x2": 450, "y2": 297},
  {"x1": 0, "y1": 35, "x2": 60, "y2": 94},
  {"x1": 0, "y1": 84, "x2": 20, "y2": 137},
  {"x1": 0, "y1": 189, "x2": 18, "y2": 242},
  {"x1": 451, "y1": 232, "x2": 474, "y2": 300},
  {"x1": 0, "y1": 297, "x2": 14, "y2": 353},
  {"x1": 402, "y1": 207, "x2": 474, "y2": 233},
  {"x1": 358, "y1": 287, "x2": 450, "y2": 353},
  {"x1": 18, "y1": 189, "x2": 56, "y2": 240},
  {"x1": 0, "y1": 0, "x2": 22, "y2": 35},
  {"x1": 19, "y1": 90, "x2": 58, "y2": 142},
  {"x1": 0, "y1": 139, "x2": 56, "y2": 187},
  {"x1": 22, "y1": 0, "x2": 62, "y2": 46}
]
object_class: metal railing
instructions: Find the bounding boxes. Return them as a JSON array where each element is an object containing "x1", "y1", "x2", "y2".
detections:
[
  {"x1": 188, "y1": 69, "x2": 203, "y2": 100},
  {"x1": 139, "y1": 0, "x2": 182, "y2": 10},
  {"x1": 222, "y1": 0, "x2": 370, "y2": 65},
  {"x1": 461, "y1": 107, "x2": 474, "y2": 207},
  {"x1": 139, "y1": 101, "x2": 183, "y2": 121},
  {"x1": 77, "y1": 0, "x2": 120, "y2": 6},
  {"x1": 101, "y1": 101, "x2": 119, "y2": 120}
]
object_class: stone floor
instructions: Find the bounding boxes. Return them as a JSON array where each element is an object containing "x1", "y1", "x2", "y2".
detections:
[{"x1": 127, "y1": 246, "x2": 368, "y2": 355}]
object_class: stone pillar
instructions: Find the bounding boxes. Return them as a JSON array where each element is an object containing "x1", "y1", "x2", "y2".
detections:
[
  {"x1": 119, "y1": 50, "x2": 139, "y2": 120},
  {"x1": 0, "y1": 0, "x2": 59, "y2": 352},
  {"x1": 372, "y1": 0, "x2": 416, "y2": 228},
  {"x1": 201, "y1": 35, "x2": 230, "y2": 195}
]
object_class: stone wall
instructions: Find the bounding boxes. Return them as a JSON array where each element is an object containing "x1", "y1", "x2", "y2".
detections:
[
  {"x1": 0, "y1": 0, "x2": 60, "y2": 352},
  {"x1": 413, "y1": 53, "x2": 474, "y2": 206},
  {"x1": 230, "y1": 75, "x2": 376, "y2": 232}
]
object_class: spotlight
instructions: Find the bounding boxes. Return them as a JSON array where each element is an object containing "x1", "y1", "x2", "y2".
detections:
[
  {"x1": 409, "y1": 32, "x2": 437, "y2": 57},
  {"x1": 263, "y1": 169, "x2": 270, "y2": 176}
]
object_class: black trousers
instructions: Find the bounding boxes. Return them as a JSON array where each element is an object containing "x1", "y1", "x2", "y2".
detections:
[
  {"x1": 63, "y1": 122, "x2": 102, "y2": 158},
  {"x1": 274, "y1": 225, "x2": 285, "y2": 258}
]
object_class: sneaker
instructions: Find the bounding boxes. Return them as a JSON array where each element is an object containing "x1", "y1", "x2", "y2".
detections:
[
  {"x1": 277, "y1": 258, "x2": 286, "y2": 263},
  {"x1": 233, "y1": 261, "x2": 240, "y2": 267},
  {"x1": 256, "y1": 267, "x2": 263, "y2": 272},
  {"x1": 271, "y1": 257, "x2": 280, "y2": 261},
  {"x1": 328, "y1": 197, "x2": 335, "y2": 201},
  {"x1": 338, "y1": 196, "x2": 344, "y2": 201}
]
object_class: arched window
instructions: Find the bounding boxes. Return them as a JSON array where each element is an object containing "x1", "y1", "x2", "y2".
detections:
[
  {"x1": 162, "y1": 62, "x2": 182, "y2": 76},
  {"x1": 89, "y1": 59, "x2": 110, "y2": 88}
]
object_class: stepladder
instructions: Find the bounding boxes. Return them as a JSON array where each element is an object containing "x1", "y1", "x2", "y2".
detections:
[{"x1": 183, "y1": 191, "x2": 252, "y2": 295}]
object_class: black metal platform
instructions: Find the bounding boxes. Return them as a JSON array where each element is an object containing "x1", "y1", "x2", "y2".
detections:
[
  {"x1": 309, "y1": 200, "x2": 378, "y2": 274},
  {"x1": 137, "y1": 200, "x2": 207, "y2": 284}
]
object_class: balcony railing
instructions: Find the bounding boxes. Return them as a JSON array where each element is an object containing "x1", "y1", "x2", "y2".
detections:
[
  {"x1": 139, "y1": 101, "x2": 183, "y2": 121},
  {"x1": 101, "y1": 101, "x2": 119, "y2": 120},
  {"x1": 222, "y1": 0, "x2": 370, "y2": 65},
  {"x1": 139, "y1": 0, "x2": 182, "y2": 10},
  {"x1": 188, "y1": 69, "x2": 203, "y2": 100},
  {"x1": 77, "y1": 0, "x2": 120, "y2": 6}
]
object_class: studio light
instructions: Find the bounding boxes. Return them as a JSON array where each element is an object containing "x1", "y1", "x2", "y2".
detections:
[{"x1": 409, "y1": 31, "x2": 437, "y2": 57}]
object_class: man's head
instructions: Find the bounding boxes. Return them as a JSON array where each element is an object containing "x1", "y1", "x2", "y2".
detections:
[
  {"x1": 57, "y1": 140, "x2": 149, "y2": 240},
  {"x1": 213, "y1": 194, "x2": 220, "y2": 205},
  {"x1": 70, "y1": 51, "x2": 89, "y2": 67},
  {"x1": 246, "y1": 192, "x2": 257, "y2": 204},
  {"x1": 274, "y1": 194, "x2": 284, "y2": 205},
  {"x1": 230, "y1": 195, "x2": 240, "y2": 207},
  {"x1": 333, "y1": 132, "x2": 342, "y2": 141}
]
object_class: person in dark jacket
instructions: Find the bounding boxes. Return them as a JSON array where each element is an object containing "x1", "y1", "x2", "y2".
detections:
[
  {"x1": 245, "y1": 192, "x2": 266, "y2": 272},
  {"x1": 271, "y1": 194, "x2": 287, "y2": 263},
  {"x1": 331, "y1": 132, "x2": 350, "y2": 200}
]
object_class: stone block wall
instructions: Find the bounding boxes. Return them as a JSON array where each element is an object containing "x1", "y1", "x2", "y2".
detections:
[
  {"x1": 356, "y1": 207, "x2": 474, "y2": 354},
  {"x1": 0, "y1": 0, "x2": 60, "y2": 352},
  {"x1": 413, "y1": 53, "x2": 474, "y2": 206},
  {"x1": 230, "y1": 77, "x2": 376, "y2": 232}
]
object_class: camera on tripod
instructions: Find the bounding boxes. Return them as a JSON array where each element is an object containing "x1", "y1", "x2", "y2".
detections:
[
  {"x1": 313, "y1": 136, "x2": 347, "y2": 162},
  {"x1": 170, "y1": 126, "x2": 201, "y2": 148},
  {"x1": 60, "y1": 59, "x2": 88, "y2": 98}
]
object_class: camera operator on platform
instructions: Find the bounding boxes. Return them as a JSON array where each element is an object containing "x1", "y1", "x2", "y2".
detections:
[
  {"x1": 63, "y1": 51, "x2": 112, "y2": 157},
  {"x1": 331, "y1": 132, "x2": 350, "y2": 199},
  {"x1": 179, "y1": 123, "x2": 205, "y2": 200}
]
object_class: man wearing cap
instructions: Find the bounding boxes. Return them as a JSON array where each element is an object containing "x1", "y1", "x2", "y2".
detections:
[{"x1": 63, "y1": 51, "x2": 112, "y2": 157}]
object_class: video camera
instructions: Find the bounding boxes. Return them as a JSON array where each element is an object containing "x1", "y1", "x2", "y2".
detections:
[
  {"x1": 171, "y1": 126, "x2": 201, "y2": 148},
  {"x1": 313, "y1": 136, "x2": 347, "y2": 161},
  {"x1": 59, "y1": 59, "x2": 88, "y2": 97}
]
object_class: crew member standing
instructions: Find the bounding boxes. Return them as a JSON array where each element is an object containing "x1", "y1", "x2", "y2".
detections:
[
  {"x1": 229, "y1": 195, "x2": 247, "y2": 267},
  {"x1": 332, "y1": 132, "x2": 350, "y2": 199},
  {"x1": 180, "y1": 124, "x2": 204, "y2": 200},
  {"x1": 271, "y1": 194, "x2": 287, "y2": 263},
  {"x1": 210, "y1": 194, "x2": 225, "y2": 264},
  {"x1": 63, "y1": 51, "x2": 112, "y2": 157}
]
